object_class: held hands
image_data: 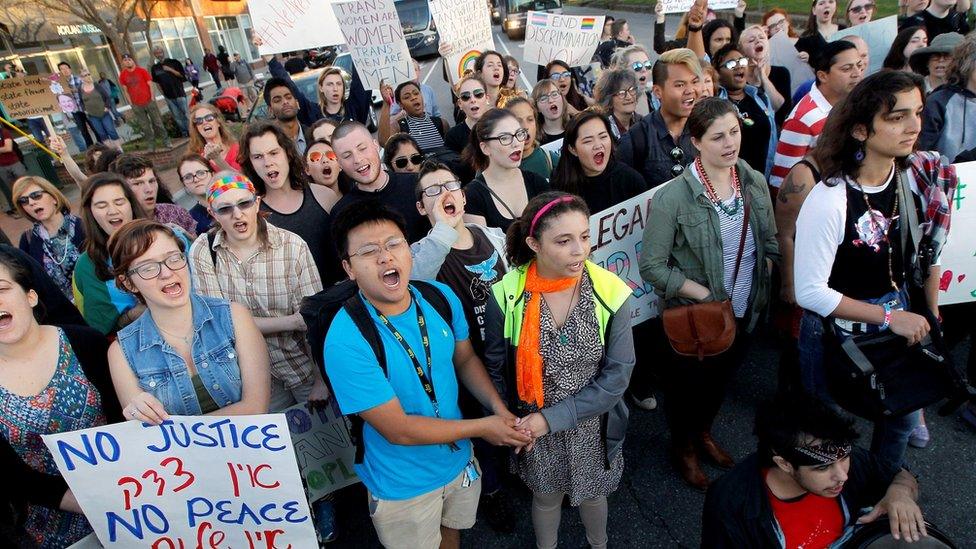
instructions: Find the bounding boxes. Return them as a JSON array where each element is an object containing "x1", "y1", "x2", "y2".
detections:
[
  {"x1": 888, "y1": 310, "x2": 930, "y2": 345},
  {"x1": 859, "y1": 486, "x2": 927, "y2": 542},
  {"x1": 515, "y1": 412, "x2": 550, "y2": 452},
  {"x1": 124, "y1": 392, "x2": 170, "y2": 425},
  {"x1": 480, "y1": 414, "x2": 533, "y2": 448}
]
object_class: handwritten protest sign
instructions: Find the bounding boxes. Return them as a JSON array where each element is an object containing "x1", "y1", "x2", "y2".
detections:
[
  {"x1": 429, "y1": 0, "x2": 494, "y2": 82},
  {"x1": 247, "y1": 0, "x2": 345, "y2": 55},
  {"x1": 523, "y1": 12, "x2": 605, "y2": 68},
  {"x1": 938, "y1": 162, "x2": 976, "y2": 305},
  {"x1": 660, "y1": 0, "x2": 736, "y2": 14},
  {"x1": 333, "y1": 0, "x2": 414, "y2": 89},
  {"x1": 589, "y1": 188, "x2": 663, "y2": 324},
  {"x1": 769, "y1": 32, "x2": 816, "y2": 96},
  {"x1": 829, "y1": 15, "x2": 897, "y2": 75},
  {"x1": 0, "y1": 75, "x2": 63, "y2": 118},
  {"x1": 43, "y1": 415, "x2": 317, "y2": 548},
  {"x1": 284, "y1": 402, "x2": 360, "y2": 501}
]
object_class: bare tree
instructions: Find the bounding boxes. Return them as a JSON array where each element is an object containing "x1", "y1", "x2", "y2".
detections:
[
  {"x1": 0, "y1": 0, "x2": 51, "y2": 46},
  {"x1": 31, "y1": 0, "x2": 163, "y2": 64}
]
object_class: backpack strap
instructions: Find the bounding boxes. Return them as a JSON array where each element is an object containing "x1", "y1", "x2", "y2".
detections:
[
  {"x1": 207, "y1": 230, "x2": 219, "y2": 273},
  {"x1": 433, "y1": 117, "x2": 447, "y2": 139},
  {"x1": 412, "y1": 280, "x2": 454, "y2": 332}
]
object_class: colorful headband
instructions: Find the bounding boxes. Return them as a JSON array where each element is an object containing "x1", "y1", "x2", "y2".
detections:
[
  {"x1": 207, "y1": 174, "x2": 256, "y2": 204},
  {"x1": 529, "y1": 196, "x2": 574, "y2": 237},
  {"x1": 785, "y1": 442, "x2": 853, "y2": 467}
]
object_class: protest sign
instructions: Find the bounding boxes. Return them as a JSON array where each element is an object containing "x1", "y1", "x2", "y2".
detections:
[
  {"x1": 769, "y1": 32, "x2": 816, "y2": 96},
  {"x1": 43, "y1": 415, "x2": 317, "y2": 548},
  {"x1": 67, "y1": 533, "x2": 102, "y2": 548},
  {"x1": 523, "y1": 12, "x2": 605, "y2": 68},
  {"x1": 938, "y1": 162, "x2": 976, "y2": 305},
  {"x1": 829, "y1": 15, "x2": 897, "y2": 75},
  {"x1": 660, "y1": 0, "x2": 736, "y2": 14},
  {"x1": 429, "y1": 0, "x2": 494, "y2": 83},
  {"x1": 284, "y1": 402, "x2": 360, "y2": 501},
  {"x1": 333, "y1": 0, "x2": 414, "y2": 89},
  {"x1": 589, "y1": 187, "x2": 664, "y2": 325},
  {"x1": 247, "y1": 0, "x2": 345, "y2": 55},
  {"x1": 0, "y1": 75, "x2": 63, "y2": 118}
]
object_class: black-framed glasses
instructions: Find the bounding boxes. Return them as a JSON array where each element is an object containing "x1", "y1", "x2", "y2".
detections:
[
  {"x1": 721, "y1": 57, "x2": 750, "y2": 71},
  {"x1": 549, "y1": 71, "x2": 572, "y2": 81},
  {"x1": 180, "y1": 169, "x2": 213, "y2": 183},
  {"x1": 393, "y1": 153, "x2": 425, "y2": 169},
  {"x1": 485, "y1": 128, "x2": 529, "y2": 146},
  {"x1": 848, "y1": 2, "x2": 875, "y2": 13},
  {"x1": 419, "y1": 180, "x2": 463, "y2": 199},
  {"x1": 127, "y1": 252, "x2": 188, "y2": 280},
  {"x1": 631, "y1": 61, "x2": 653, "y2": 72},
  {"x1": 193, "y1": 114, "x2": 217, "y2": 125},
  {"x1": 212, "y1": 197, "x2": 257, "y2": 217},
  {"x1": 614, "y1": 86, "x2": 638, "y2": 99},
  {"x1": 537, "y1": 91, "x2": 561, "y2": 103},
  {"x1": 459, "y1": 88, "x2": 486, "y2": 102},
  {"x1": 16, "y1": 190, "x2": 47, "y2": 205},
  {"x1": 347, "y1": 237, "x2": 407, "y2": 260}
]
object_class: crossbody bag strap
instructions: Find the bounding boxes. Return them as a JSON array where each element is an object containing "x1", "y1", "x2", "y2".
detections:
[
  {"x1": 729, "y1": 173, "x2": 752, "y2": 296},
  {"x1": 897, "y1": 168, "x2": 922, "y2": 259},
  {"x1": 483, "y1": 182, "x2": 519, "y2": 220}
]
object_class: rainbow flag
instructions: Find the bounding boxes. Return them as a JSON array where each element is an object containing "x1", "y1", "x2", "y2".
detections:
[
  {"x1": 580, "y1": 17, "x2": 596, "y2": 30},
  {"x1": 531, "y1": 12, "x2": 548, "y2": 27}
]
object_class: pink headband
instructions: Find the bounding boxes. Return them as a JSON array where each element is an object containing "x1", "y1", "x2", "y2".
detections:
[{"x1": 529, "y1": 196, "x2": 574, "y2": 237}]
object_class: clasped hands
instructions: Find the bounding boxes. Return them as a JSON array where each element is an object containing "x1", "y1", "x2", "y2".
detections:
[{"x1": 483, "y1": 406, "x2": 550, "y2": 453}]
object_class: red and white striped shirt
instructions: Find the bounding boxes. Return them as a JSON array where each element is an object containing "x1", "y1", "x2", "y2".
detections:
[{"x1": 769, "y1": 85, "x2": 833, "y2": 188}]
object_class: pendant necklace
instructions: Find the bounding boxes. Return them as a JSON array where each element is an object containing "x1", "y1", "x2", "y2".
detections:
[
  {"x1": 158, "y1": 324, "x2": 193, "y2": 348},
  {"x1": 544, "y1": 277, "x2": 580, "y2": 346}
]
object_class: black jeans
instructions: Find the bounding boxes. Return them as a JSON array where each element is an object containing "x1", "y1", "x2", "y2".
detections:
[
  {"x1": 629, "y1": 318, "x2": 668, "y2": 400},
  {"x1": 71, "y1": 111, "x2": 94, "y2": 147}
]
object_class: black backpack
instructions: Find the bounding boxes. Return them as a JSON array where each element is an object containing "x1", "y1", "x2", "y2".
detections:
[{"x1": 300, "y1": 278, "x2": 454, "y2": 463}]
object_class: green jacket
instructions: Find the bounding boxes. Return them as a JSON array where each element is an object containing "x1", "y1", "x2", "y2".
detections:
[
  {"x1": 485, "y1": 260, "x2": 635, "y2": 463},
  {"x1": 638, "y1": 159, "x2": 779, "y2": 332}
]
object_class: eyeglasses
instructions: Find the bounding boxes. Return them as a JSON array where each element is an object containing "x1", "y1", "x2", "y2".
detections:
[
  {"x1": 631, "y1": 61, "x2": 653, "y2": 72},
  {"x1": 549, "y1": 71, "x2": 572, "y2": 81},
  {"x1": 180, "y1": 169, "x2": 213, "y2": 183},
  {"x1": 614, "y1": 86, "x2": 638, "y2": 99},
  {"x1": 848, "y1": 2, "x2": 875, "y2": 13},
  {"x1": 347, "y1": 237, "x2": 407, "y2": 259},
  {"x1": 484, "y1": 128, "x2": 529, "y2": 146},
  {"x1": 670, "y1": 147, "x2": 686, "y2": 176},
  {"x1": 420, "y1": 180, "x2": 463, "y2": 198},
  {"x1": 537, "y1": 91, "x2": 561, "y2": 103},
  {"x1": 16, "y1": 190, "x2": 47, "y2": 205},
  {"x1": 721, "y1": 57, "x2": 750, "y2": 71},
  {"x1": 308, "y1": 150, "x2": 337, "y2": 163},
  {"x1": 212, "y1": 197, "x2": 257, "y2": 217},
  {"x1": 393, "y1": 153, "x2": 425, "y2": 169},
  {"x1": 459, "y1": 88, "x2": 487, "y2": 102},
  {"x1": 127, "y1": 252, "x2": 188, "y2": 280},
  {"x1": 193, "y1": 114, "x2": 217, "y2": 125}
]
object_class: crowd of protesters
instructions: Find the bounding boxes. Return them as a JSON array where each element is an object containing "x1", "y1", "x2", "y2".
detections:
[{"x1": 1, "y1": 0, "x2": 976, "y2": 546}]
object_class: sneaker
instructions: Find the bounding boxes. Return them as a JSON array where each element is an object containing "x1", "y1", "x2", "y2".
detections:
[
  {"x1": 630, "y1": 393, "x2": 657, "y2": 411},
  {"x1": 312, "y1": 499, "x2": 337, "y2": 543},
  {"x1": 481, "y1": 490, "x2": 515, "y2": 534},
  {"x1": 908, "y1": 424, "x2": 930, "y2": 449}
]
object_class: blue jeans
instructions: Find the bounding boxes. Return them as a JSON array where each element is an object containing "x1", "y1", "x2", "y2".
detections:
[
  {"x1": 87, "y1": 113, "x2": 119, "y2": 141},
  {"x1": 798, "y1": 310, "x2": 830, "y2": 402},
  {"x1": 872, "y1": 410, "x2": 920, "y2": 470},
  {"x1": 165, "y1": 96, "x2": 189, "y2": 136}
]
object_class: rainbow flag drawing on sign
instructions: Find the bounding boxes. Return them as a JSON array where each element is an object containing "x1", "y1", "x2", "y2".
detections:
[
  {"x1": 531, "y1": 12, "x2": 549, "y2": 27},
  {"x1": 580, "y1": 17, "x2": 596, "y2": 30}
]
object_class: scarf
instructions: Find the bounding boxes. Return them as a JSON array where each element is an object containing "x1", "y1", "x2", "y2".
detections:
[
  {"x1": 906, "y1": 151, "x2": 958, "y2": 262},
  {"x1": 516, "y1": 261, "x2": 579, "y2": 408}
]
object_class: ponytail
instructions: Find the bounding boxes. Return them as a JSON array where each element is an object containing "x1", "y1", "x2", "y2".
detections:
[{"x1": 505, "y1": 191, "x2": 590, "y2": 267}]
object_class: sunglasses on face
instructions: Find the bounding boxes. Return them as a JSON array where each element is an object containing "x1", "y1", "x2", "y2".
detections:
[
  {"x1": 127, "y1": 252, "x2": 188, "y2": 280},
  {"x1": 848, "y1": 2, "x2": 874, "y2": 13},
  {"x1": 308, "y1": 150, "x2": 337, "y2": 162},
  {"x1": 485, "y1": 128, "x2": 529, "y2": 146},
  {"x1": 614, "y1": 86, "x2": 638, "y2": 99},
  {"x1": 631, "y1": 61, "x2": 653, "y2": 72},
  {"x1": 212, "y1": 197, "x2": 257, "y2": 217},
  {"x1": 193, "y1": 114, "x2": 217, "y2": 125},
  {"x1": 549, "y1": 71, "x2": 572, "y2": 81},
  {"x1": 393, "y1": 153, "x2": 425, "y2": 169},
  {"x1": 16, "y1": 190, "x2": 46, "y2": 205},
  {"x1": 459, "y1": 88, "x2": 487, "y2": 102},
  {"x1": 180, "y1": 169, "x2": 213, "y2": 183},
  {"x1": 721, "y1": 57, "x2": 750, "y2": 71},
  {"x1": 420, "y1": 180, "x2": 463, "y2": 198},
  {"x1": 537, "y1": 91, "x2": 561, "y2": 103}
]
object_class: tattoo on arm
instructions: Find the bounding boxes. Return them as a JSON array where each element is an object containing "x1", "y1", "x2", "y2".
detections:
[{"x1": 778, "y1": 177, "x2": 806, "y2": 204}]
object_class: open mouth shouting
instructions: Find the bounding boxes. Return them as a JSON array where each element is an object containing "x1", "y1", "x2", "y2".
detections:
[
  {"x1": 0, "y1": 311, "x2": 12, "y2": 331},
  {"x1": 469, "y1": 104, "x2": 482, "y2": 117},
  {"x1": 548, "y1": 103, "x2": 560, "y2": 116},
  {"x1": 443, "y1": 197, "x2": 460, "y2": 217},
  {"x1": 382, "y1": 268, "x2": 401, "y2": 290},
  {"x1": 508, "y1": 150, "x2": 523, "y2": 163},
  {"x1": 232, "y1": 220, "x2": 249, "y2": 234},
  {"x1": 593, "y1": 151, "x2": 606, "y2": 166},
  {"x1": 265, "y1": 170, "x2": 282, "y2": 186},
  {"x1": 106, "y1": 216, "x2": 126, "y2": 230},
  {"x1": 201, "y1": 123, "x2": 216, "y2": 137},
  {"x1": 161, "y1": 281, "x2": 184, "y2": 298},
  {"x1": 321, "y1": 164, "x2": 334, "y2": 178},
  {"x1": 568, "y1": 261, "x2": 584, "y2": 273},
  {"x1": 32, "y1": 205, "x2": 47, "y2": 219}
]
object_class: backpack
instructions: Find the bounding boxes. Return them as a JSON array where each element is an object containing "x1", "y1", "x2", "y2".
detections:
[{"x1": 300, "y1": 278, "x2": 454, "y2": 464}]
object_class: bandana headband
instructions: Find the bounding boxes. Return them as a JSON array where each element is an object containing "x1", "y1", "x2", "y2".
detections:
[
  {"x1": 784, "y1": 442, "x2": 853, "y2": 467},
  {"x1": 208, "y1": 174, "x2": 256, "y2": 204}
]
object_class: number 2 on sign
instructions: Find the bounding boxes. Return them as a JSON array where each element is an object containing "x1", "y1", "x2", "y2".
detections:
[{"x1": 117, "y1": 457, "x2": 197, "y2": 510}]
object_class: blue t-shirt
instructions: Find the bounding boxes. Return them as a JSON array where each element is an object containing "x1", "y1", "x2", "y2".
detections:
[{"x1": 324, "y1": 282, "x2": 471, "y2": 500}]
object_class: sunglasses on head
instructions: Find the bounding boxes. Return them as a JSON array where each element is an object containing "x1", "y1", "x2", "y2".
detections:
[
  {"x1": 721, "y1": 57, "x2": 750, "y2": 71},
  {"x1": 393, "y1": 153, "x2": 425, "y2": 169},
  {"x1": 308, "y1": 150, "x2": 337, "y2": 162},
  {"x1": 459, "y1": 88, "x2": 487, "y2": 102},
  {"x1": 16, "y1": 190, "x2": 46, "y2": 205},
  {"x1": 212, "y1": 197, "x2": 257, "y2": 217},
  {"x1": 193, "y1": 114, "x2": 217, "y2": 125},
  {"x1": 549, "y1": 71, "x2": 572, "y2": 81},
  {"x1": 631, "y1": 61, "x2": 653, "y2": 72}
]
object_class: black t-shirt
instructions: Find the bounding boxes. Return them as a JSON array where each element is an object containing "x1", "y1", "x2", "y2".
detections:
[
  {"x1": 794, "y1": 26, "x2": 847, "y2": 59},
  {"x1": 901, "y1": 9, "x2": 971, "y2": 40},
  {"x1": 575, "y1": 160, "x2": 648, "y2": 213},
  {"x1": 767, "y1": 66, "x2": 793, "y2": 128},
  {"x1": 444, "y1": 122, "x2": 471, "y2": 154},
  {"x1": 541, "y1": 131, "x2": 564, "y2": 145},
  {"x1": 464, "y1": 169, "x2": 551, "y2": 232},
  {"x1": 732, "y1": 94, "x2": 773, "y2": 176},
  {"x1": 436, "y1": 226, "x2": 505, "y2": 356},
  {"x1": 150, "y1": 59, "x2": 186, "y2": 99},
  {"x1": 332, "y1": 172, "x2": 431, "y2": 243}
]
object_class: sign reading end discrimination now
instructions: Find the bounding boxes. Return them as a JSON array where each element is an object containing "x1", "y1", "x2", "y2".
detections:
[{"x1": 0, "y1": 76, "x2": 62, "y2": 119}]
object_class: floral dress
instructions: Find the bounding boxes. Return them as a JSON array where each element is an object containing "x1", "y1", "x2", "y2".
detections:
[
  {"x1": 30, "y1": 215, "x2": 82, "y2": 301},
  {"x1": 0, "y1": 328, "x2": 106, "y2": 548}
]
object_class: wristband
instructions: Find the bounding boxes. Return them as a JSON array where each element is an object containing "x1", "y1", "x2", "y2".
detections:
[
  {"x1": 881, "y1": 302, "x2": 892, "y2": 331},
  {"x1": 688, "y1": 24, "x2": 703, "y2": 32}
]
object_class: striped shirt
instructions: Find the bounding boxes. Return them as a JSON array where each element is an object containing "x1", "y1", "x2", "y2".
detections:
[
  {"x1": 404, "y1": 115, "x2": 446, "y2": 152},
  {"x1": 769, "y1": 85, "x2": 833, "y2": 188}
]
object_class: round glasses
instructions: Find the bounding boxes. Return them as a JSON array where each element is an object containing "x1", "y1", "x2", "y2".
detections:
[
  {"x1": 549, "y1": 71, "x2": 572, "y2": 81},
  {"x1": 308, "y1": 150, "x2": 337, "y2": 163},
  {"x1": 180, "y1": 169, "x2": 213, "y2": 184},
  {"x1": 537, "y1": 91, "x2": 561, "y2": 104},
  {"x1": 614, "y1": 86, "x2": 638, "y2": 99}
]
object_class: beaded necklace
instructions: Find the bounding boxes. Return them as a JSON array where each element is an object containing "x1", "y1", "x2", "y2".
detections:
[
  {"x1": 852, "y1": 169, "x2": 901, "y2": 292},
  {"x1": 696, "y1": 157, "x2": 741, "y2": 216}
]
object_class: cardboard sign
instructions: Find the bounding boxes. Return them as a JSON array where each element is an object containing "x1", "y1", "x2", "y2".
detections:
[
  {"x1": 660, "y1": 0, "x2": 736, "y2": 15},
  {"x1": 248, "y1": 0, "x2": 345, "y2": 55},
  {"x1": 589, "y1": 188, "x2": 664, "y2": 324},
  {"x1": 938, "y1": 162, "x2": 976, "y2": 305},
  {"x1": 429, "y1": 0, "x2": 494, "y2": 83},
  {"x1": 829, "y1": 15, "x2": 897, "y2": 75},
  {"x1": 769, "y1": 32, "x2": 816, "y2": 96},
  {"x1": 333, "y1": 0, "x2": 414, "y2": 89},
  {"x1": 284, "y1": 402, "x2": 360, "y2": 501},
  {"x1": 43, "y1": 415, "x2": 317, "y2": 548},
  {"x1": 523, "y1": 12, "x2": 605, "y2": 68},
  {"x1": 0, "y1": 75, "x2": 63, "y2": 118}
]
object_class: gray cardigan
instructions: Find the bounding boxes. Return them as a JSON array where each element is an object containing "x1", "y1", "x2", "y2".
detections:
[{"x1": 409, "y1": 222, "x2": 508, "y2": 281}]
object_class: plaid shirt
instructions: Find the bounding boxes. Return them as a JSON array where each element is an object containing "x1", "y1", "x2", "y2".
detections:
[
  {"x1": 67, "y1": 74, "x2": 83, "y2": 110},
  {"x1": 189, "y1": 224, "x2": 323, "y2": 388},
  {"x1": 906, "y1": 151, "x2": 958, "y2": 262}
]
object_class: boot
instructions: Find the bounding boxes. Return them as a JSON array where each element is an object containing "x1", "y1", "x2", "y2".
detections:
[
  {"x1": 671, "y1": 441, "x2": 709, "y2": 491},
  {"x1": 698, "y1": 432, "x2": 735, "y2": 470}
]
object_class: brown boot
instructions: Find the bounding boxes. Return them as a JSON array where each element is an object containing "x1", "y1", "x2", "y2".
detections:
[
  {"x1": 698, "y1": 432, "x2": 735, "y2": 470},
  {"x1": 672, "y1": 442, "x2": 709, "y2": 491}
]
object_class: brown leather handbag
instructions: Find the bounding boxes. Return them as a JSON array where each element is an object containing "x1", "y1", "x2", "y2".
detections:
[{"x1": 663, "y1": 188, "x2": 751, "y2": 361}]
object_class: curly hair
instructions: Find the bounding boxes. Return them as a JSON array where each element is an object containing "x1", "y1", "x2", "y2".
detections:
[{"x1": 238, "y1": 121, "x2": 309, "y2": 194}]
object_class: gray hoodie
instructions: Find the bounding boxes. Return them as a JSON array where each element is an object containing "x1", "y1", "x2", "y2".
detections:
[{"x1": 409, "y1": 222, "x2": 508, "y2": 281}]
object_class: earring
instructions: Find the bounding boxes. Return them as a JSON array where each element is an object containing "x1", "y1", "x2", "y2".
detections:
[{"x1": 854, "y1": 141, "x2": 865, "y2": 162}]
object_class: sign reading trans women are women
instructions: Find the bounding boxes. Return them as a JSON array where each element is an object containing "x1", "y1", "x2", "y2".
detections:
[{"x1": 43, "y1": 415, "x2": 317, "y2": 548}]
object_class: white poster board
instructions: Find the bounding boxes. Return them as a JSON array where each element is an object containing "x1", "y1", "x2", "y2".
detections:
[
  {"x1": 660, "y1": 0, "x2": 737, "y2": 15},
  {"x1": 429, "y1": 0, "x2": 495, "y2": 83},
  {"x1": 589, "y1": 188, "x2": 664, "y2": 324},
  {"x1": 43, "y1": 416, "x2": 317, "y2": 548},
  {"x1": 333, "y1": 0, "x2": 414, "y2": 89},
  {"x1": 284, "y1": 402, "x2": 360, "y2": 501},
  {"x1": 523, "y1": 12, "x2": 605, "y2": 68},
  {"x1": 938, "y1": 162, "x2": 976, "y2": 305},
  {"x1": 829, "y1": 15, "x2": 897, "y2": 75},
  {"x1": 248, "y1": 0, "x2": 345, "y2": 55},
  {"x1": 769, "y1": 32, "x2": 816, "y2": 96}
]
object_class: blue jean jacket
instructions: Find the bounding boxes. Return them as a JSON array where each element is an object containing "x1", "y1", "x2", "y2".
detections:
[
  {"x1": 116, "y1": 294, "x2": 243, "y2": 414},
  {"x1": 719, "y1": 84, "x2": 778, "y2": 179}
]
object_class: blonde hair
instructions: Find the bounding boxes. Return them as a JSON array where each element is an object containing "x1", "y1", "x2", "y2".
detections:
[
  {"x1": 12, "y1": 176, "x2": 71, "y2": 220},
  {"x1": 653, "y1": 48, "x2": 703, "y2": 86},
  {"x1": 611, "y1": 44, "x2": 650, "y2": 70},
  {"x1": 187, "y1": 103, "x2": 235, "y2": 155},
  {"x1": 317, "y1": 68, "x2": 347, "y2": 118}
]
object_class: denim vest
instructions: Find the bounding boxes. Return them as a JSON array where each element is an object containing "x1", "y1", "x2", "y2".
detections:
[{"x1": 117, "y1": 293, "x2": 243, "y2": 414}]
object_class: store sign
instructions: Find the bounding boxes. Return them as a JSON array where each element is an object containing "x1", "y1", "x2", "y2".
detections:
[
  {"x1": 0, "y1": 75, "x2": 63, "y2": 118},
  {"x1": 57, "y1": 24, "x2": 101, "y2": 36}
]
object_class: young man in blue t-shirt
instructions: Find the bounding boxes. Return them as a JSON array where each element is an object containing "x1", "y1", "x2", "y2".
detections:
[{"x1": 324, "y1": 201, "x2": 531, "y2": 548}]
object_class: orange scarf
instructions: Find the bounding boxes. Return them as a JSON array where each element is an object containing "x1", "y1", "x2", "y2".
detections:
[{"x1": 516, "y1": 262, "x2": 579, "y2": 408}]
